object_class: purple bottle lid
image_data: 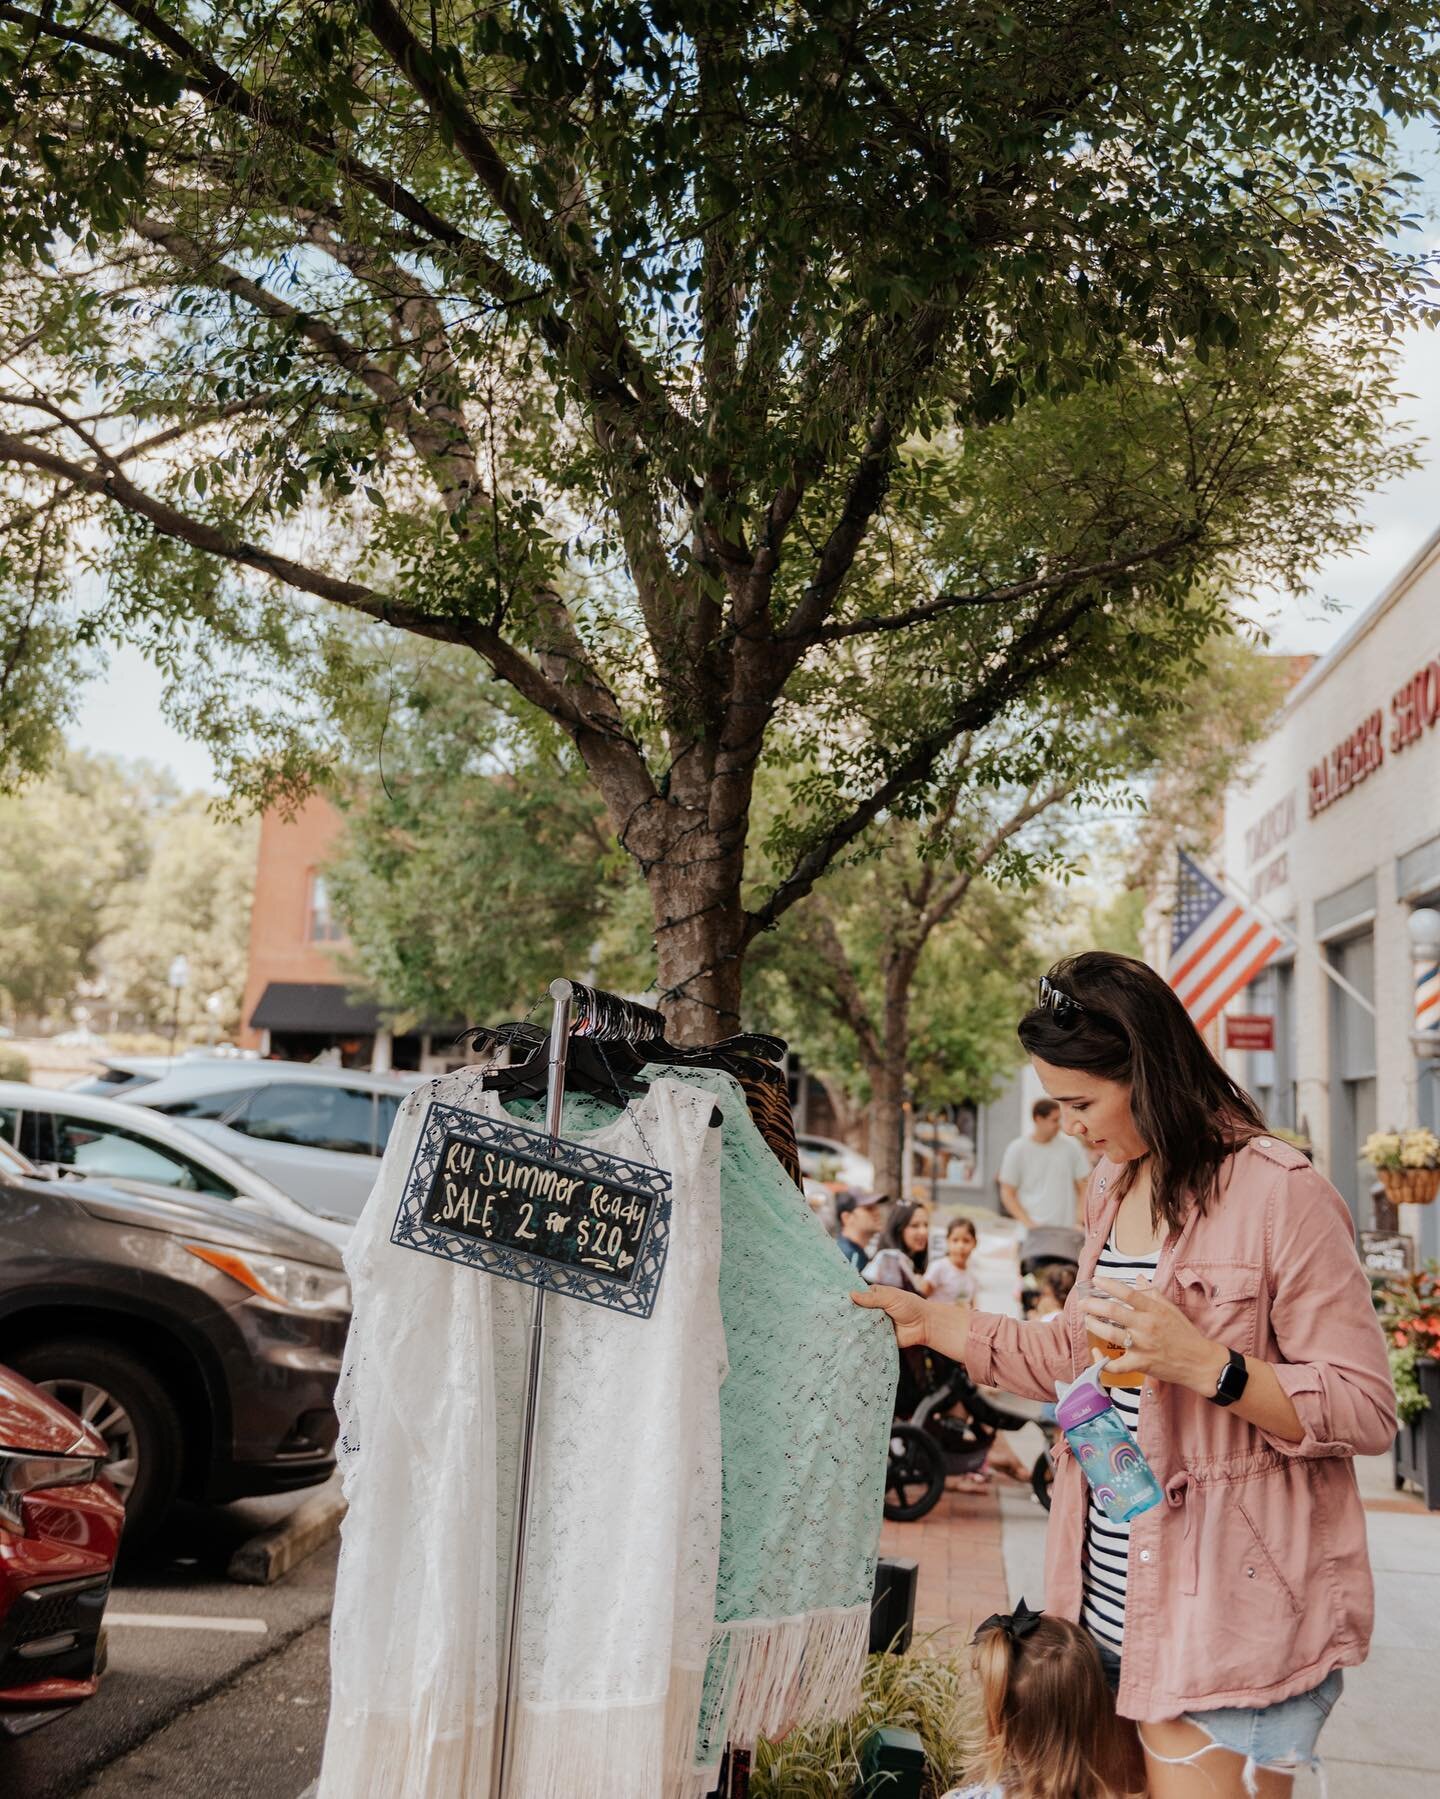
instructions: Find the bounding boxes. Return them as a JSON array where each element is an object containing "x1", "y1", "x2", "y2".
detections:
[{"x1": 1055, "y1": 1362, "x2": 1114, "y2": 1430}]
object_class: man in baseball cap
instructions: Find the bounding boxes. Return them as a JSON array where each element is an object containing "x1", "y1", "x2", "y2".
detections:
[{"x1": 835, "y1": 1191, "x2": 885, "y2": 1274}]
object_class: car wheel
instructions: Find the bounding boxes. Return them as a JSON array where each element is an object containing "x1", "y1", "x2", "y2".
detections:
[{"x1": 10, "y1": 1338, "x2": 184, "y2": 1549}]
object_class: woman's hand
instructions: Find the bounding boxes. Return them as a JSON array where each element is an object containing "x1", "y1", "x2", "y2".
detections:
[
  {"x1": 1084, "y1": 1278, "x2": 1228, "y2": 1396},
  {"x1": 851, "y1": 1283, "x2": 931, "y2": 1349}
]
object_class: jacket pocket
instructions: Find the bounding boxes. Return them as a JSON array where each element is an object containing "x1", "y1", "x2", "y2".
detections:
[
  {"x1": 1172, "y1": 1260, "x2": 1262, "y2": 1356},
  {"x1": 1236, "y1": 1496, "x2": 1302, "y2": 1616}
]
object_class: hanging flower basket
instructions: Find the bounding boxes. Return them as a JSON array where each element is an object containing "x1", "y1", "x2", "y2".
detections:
[
  {"x1": 1364, "y1": 1131, "x2": 1440, "y2": 1206},
  {"x1": 1378, "y1": 1166, "x2": 1440, "y2": 1207}
]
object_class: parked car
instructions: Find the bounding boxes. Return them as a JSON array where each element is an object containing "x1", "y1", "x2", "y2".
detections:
[
  {"x1": 0, "y1": 1134, "x2": 348, "y2": 1546},
  {"x1": 0, "y1": 1082, "x2": 349, "y2": 1252},
  {"x1": 0, "y1": 1365, "x2": 122, "y2": 1735},
  {"x1": 796, "y1": 1133, "x2": 876, "y2": 1195},
  {"x1": 115, "y1": 1061, "x2": 413, "y2": 1221},
  {"x1": 69, "y1": 1050, "x2": 258, "y2": 1099}
]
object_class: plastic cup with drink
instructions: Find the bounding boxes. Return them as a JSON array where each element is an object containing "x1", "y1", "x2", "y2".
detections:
[{"x1": 1082, "y1": 1272, "x2": 1147, "y2": 1390}]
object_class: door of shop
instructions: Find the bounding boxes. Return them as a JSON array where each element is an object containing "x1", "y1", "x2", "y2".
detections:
[{"x1": 1328, "y1": 930, "x2": 1376, "y2": 1224}]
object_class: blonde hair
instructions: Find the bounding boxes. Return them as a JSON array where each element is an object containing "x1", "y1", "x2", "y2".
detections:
[{"x1": 973, "y1": 1615, "x2": 1126, "y2": 1799}]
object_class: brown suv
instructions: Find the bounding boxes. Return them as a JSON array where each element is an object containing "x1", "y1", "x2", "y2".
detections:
[{"x1": 0, "y1": 1135, "x2": 347, "y2": 1546}]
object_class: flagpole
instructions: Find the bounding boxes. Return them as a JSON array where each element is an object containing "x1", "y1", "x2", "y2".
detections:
[{"x1": 1210, "y1": 863, "x2": 1377, "y2": 1020}]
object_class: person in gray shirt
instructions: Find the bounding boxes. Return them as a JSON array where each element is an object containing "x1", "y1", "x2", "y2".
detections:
[{"x1": 998, "y1": 1098, "x2": 1091, "y2": 1230}]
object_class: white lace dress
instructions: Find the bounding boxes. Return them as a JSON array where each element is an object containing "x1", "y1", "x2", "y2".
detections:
[{"x1": 318, "y1": 1071, "x2": 726, "y2": 1799}]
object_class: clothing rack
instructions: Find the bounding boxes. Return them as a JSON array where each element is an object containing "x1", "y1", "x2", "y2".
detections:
[{"x1": 489, "y1": 976, "x2": 666, "y2": 1799}]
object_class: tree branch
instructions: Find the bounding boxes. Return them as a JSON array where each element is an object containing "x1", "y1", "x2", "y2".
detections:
[
  {"x1": 743, "y1": 593, "x2": 1100, "y2": 939},
  {"x1": 358, "y1": 0, "x2": 702, "y2": 505},
  {"x1": 131, "y1": 216, "x2": 479, "y2": 510},
  {"x1": 802, "y1": 528, "x2": 1202, "y2": 645},
  {"x1": 805, "y1": 899, "x2": 884, "y2": 1069},
  {"x1": 916, "y1": 775, "x2": 1077, "y2": 941}
]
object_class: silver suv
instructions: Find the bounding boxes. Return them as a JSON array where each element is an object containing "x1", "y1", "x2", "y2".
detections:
[{"x1": 118, "y1": 1062, "x2": 413, "y2": 1221}]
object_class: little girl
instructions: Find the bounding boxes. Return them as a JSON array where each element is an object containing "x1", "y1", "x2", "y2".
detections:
[
  {"x1": 1032, "y1": 1262, "x2": 1075, "y2": 1318},
  {"x1": 944, "y1": 1602, "x2": 1130, "y2": 1799},
  {"x1": 924, "y1": 1217, "x2": 979, "y2": 1304}
]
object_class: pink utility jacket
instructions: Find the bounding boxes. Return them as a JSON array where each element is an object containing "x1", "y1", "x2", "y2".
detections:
[{"x1": 964, "y1": 1134, "x2": 1396, "y2": 1722}]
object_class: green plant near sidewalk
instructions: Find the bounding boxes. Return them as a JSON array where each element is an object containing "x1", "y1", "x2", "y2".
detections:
[
  {"x1": 751, "y1": 1641, "x2": 974, "y2": 1799},
  {"x1": 0, "y1": 1047, "x2": 28, "y2": 1083},
  {"x1": 1378, "y1": 1262, "x2": 1440, "y2": 1427}
]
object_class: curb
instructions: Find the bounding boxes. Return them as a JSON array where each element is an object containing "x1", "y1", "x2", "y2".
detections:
[{"x1": 227, "y1": 1475, "x2": 346, "y2": 1586}]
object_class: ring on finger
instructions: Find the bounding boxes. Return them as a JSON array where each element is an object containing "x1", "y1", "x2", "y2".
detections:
[{"x1": 1123, "y1": 1330, "x2": 1134, "y2": 1350}]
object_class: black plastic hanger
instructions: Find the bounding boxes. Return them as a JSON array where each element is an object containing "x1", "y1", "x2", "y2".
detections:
[{"x1": 481, "y1": 1032, "x2": 647, "y2": 1110}]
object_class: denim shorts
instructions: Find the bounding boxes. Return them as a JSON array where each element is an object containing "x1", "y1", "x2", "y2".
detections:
[
  {"x1": 1091, "y1": 1638, "x2": 1342, "y2": 1781},
  {"x1": 1184, "y1": 1669, "x2": 1343, "y2": 1773}
]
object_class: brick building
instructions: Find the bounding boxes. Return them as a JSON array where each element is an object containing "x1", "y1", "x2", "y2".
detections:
[{"x1": 238, "y1": 794, "x2": 456, "y2": 1072}]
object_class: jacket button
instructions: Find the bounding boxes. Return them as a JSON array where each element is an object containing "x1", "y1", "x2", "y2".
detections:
[
  {"x1": 1139, "y1": 1550, "x2": 1151, "y2": 1563},
  {"x1": 1257, "y1": 1138, "x2": 1271, "y2": 1147},
  {"x1": 1246, "y1": 1567, "x2": 1255, "y2": 1578}
]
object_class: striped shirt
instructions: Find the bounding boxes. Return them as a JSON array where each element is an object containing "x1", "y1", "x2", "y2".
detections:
[{"x1": 1080, "y1": 1231, "x2": 1162, "y2": 1654}]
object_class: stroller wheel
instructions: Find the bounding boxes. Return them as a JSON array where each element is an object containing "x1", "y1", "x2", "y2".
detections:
[{"x1": 884, "y1": 1423, "x2": 946, "y2": 1522}]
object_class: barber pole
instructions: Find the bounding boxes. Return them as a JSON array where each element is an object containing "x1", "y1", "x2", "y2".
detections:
[{"x1": 1417, "y1": 955, "x2": 1440, "y2": 1035}]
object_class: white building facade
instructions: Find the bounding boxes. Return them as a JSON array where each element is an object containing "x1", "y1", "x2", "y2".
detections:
[{"x1": 1221, "y1": 530, "x2": 1440, "y2": 1261}]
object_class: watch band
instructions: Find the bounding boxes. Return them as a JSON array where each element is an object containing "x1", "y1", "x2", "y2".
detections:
[{"x1": 1209, "y1": 1345, "x2": 1249, "y2": 1408}]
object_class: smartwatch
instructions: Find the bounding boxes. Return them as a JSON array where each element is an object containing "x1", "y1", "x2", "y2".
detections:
[{"x1": 1209, "y1": 1346, "x2": 1249, "y2": 1408}]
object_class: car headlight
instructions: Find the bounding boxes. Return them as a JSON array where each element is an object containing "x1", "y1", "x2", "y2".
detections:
[
  {"x1": 0, "y1": 1447, "x2": 104, "y2": 1532},
  {"x1": 183, "y1": 1243, "x2": 351, "y2": 1317}
]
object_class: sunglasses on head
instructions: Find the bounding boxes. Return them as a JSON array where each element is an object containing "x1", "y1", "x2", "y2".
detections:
[{"x1": 1036, "y1": 975, "x2": 1086, "y2": 1024}]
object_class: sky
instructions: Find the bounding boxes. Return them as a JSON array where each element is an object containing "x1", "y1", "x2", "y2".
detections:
[{"x1": 68, "y1": 121, "x2": 1440, "y2": 793}]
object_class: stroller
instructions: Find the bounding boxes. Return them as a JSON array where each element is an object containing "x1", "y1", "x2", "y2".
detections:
[
  {"x1": 884, "y1": 1347, "x2": 1058, "y2": 1521},
  {"x1": 883, "y1": 1226, "x2": 1082, "y2": 1523}
]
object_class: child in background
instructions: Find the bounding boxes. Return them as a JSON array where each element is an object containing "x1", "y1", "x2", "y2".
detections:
[
  {"x1": 926, "y1": 1217, "x2": 979, "y2": 1305},
  {"x1": 1032, "y1": 1262, "x2": 1075, "y2": 1319},
  {"x1": 943, "y1": 1602, "x2": 1130, "y2": 1799}
]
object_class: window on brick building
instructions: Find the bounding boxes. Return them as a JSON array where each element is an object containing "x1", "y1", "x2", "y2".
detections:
[{"x1": 307, "y1": 872, "x2": 345, "y2": 944}]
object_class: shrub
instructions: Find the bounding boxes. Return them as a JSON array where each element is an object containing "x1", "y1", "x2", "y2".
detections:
[
  {"x1": 751, "y1": 1641, "x2": 974, "y2": 1799},
  {"x1": 0, "y1": 1048, "x2": 31, "y2": 1083}
]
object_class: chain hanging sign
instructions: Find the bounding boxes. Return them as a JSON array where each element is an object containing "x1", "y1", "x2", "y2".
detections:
[{"x1": 391, "y1": 1102, "x2": 671, "y2": 1319}]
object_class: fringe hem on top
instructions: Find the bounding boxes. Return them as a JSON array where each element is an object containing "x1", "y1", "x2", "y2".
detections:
[{"x1": 696, "y1": 1601, "x2": 871, "y2": 1762}]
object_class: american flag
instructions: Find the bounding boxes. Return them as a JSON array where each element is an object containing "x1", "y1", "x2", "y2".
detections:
[{"x1": 1169, "y1": 850, "x2": 1287, "y2": 1031}]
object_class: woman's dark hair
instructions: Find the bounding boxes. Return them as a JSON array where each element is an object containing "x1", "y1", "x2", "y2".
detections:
[
  {"x1": 1016, "y1": 951, "x2": 1263, "y2": 1234},
  {"x1": 881, "y1": 1200, "x2": 930, "y2": 1274}
]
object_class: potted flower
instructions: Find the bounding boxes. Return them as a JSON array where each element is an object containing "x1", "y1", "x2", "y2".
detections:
[
  {"x1": 1379, "y1": 1262, "x2": 1440, "y2": 1510},
  {"x1": 1362, "y1": 1128, "x2": 1440, "y2": 1208}
]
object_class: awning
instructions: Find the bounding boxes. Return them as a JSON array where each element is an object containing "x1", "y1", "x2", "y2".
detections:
[{"x1": 249, "y1": 982, "x2": 381, "y2": 1035}]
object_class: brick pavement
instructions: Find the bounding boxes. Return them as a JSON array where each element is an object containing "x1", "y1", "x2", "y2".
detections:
[{"x1": 879, "y1": 1479, "x2": 1012, "y2": 1647}]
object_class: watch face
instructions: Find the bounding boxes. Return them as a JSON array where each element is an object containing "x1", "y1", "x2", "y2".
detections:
[{"x1": 1218, "y1": 1350, "x2": 1248, "y2": 1400}]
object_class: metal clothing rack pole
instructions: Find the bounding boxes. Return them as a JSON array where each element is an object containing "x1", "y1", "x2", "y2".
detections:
[{"x1": 491, "y1": 977, "x2": 575, "y2": 1799}]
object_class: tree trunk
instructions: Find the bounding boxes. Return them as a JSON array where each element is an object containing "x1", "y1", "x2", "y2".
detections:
[
  {"x1": 866, "y1": 953, "x2": 918, "y2": 1201},
  {"x1": 867, "y1": 1057, "x2": 907, "y2": 1202},
  {"x1": 647, "y1": 837, "x2": 747, "y2": 1045}
]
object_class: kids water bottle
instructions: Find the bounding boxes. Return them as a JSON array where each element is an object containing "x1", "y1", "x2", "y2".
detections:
[{"x1": 1054, "y1": 1363, "x2": 1163, "y2": 1523}]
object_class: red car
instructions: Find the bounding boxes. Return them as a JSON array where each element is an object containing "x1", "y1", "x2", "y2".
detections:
[{"x1": 0, "y1": 1364, "x2": 121, "y2": 1734}]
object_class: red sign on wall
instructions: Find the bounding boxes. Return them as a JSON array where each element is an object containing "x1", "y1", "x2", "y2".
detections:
[{"x1": 1224, "y1": 1014, "x2": 1275, "y2": 1052}]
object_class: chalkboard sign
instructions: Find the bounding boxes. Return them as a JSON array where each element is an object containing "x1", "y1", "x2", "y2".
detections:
[
  {"x1": 1360, "y1": 1230, "x2": 1414, "y2": 1282},
  {"x1": 390, "y1": 1101, "x2": 671, "y2": 1319}
]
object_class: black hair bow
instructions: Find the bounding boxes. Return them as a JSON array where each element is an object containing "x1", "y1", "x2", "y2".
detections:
[{"x1": 972, "y1": 1597, "x2": 1043, "y2": 1648}]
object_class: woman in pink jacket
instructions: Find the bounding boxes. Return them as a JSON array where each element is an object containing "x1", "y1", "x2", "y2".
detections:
[{"x1": 857, "y1": 951, "x2": 1395, "y2": 1799}]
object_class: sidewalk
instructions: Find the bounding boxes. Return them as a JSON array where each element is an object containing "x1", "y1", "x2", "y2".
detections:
[{"x1": 883, "y1": 1447, "x2": 1439, "y2": 1795}]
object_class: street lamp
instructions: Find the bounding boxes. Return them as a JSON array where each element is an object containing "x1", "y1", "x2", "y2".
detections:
[
  {"x1": 1409, "y1": 908, "x2": 1440, "y2": 1059},
  {"x1": 166, "y1": 954, "x2": 189, "y2": 1059}
]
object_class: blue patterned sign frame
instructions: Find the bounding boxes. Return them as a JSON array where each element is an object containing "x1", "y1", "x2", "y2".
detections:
[{"x1": 390, "y1": 1101, "x2": 672, "y2": 1319}]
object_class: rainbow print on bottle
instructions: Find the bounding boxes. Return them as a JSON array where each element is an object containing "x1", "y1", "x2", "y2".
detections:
[{"x1": 1054, "y1": 1364, "x2": 1163, "y2": 1523}]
